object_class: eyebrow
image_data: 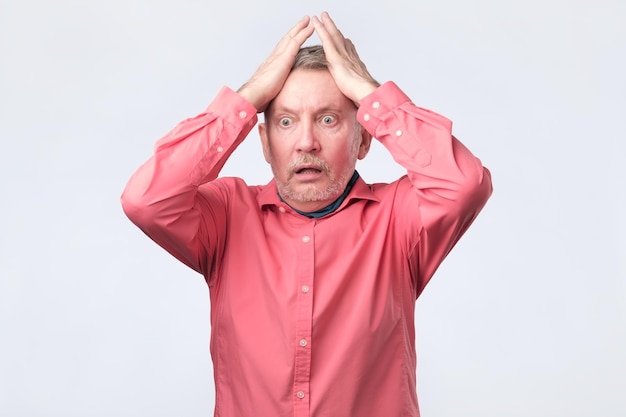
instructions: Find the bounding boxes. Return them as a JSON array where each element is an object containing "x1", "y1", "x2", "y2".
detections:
[{"x1": 270, "y1": 105, "x2": 349, "y2": 116}]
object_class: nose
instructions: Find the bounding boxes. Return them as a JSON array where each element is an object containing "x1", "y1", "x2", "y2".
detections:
[{"x1": 296, "y1": 120, "x2": 320, "y2": 153}]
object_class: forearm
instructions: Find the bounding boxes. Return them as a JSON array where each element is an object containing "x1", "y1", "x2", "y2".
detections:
[
  {"x1": 358, "y1": 82, "x2": 492, "y2": 289},
  {"x1": 358, "y1": 81, "x2": 491, "y2": 214},
  {"x1": 121, "y1": 87, "x2": 257, "y2": 271}
]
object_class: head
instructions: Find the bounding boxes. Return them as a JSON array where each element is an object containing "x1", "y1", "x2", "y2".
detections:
[{"x1": 259, "y1": 46, "x2": 372, "y2": 212}]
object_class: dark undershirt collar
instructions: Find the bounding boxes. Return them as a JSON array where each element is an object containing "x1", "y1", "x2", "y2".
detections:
[{"x1": 279, "y1": 171, "x2": 360, "y2": 218}]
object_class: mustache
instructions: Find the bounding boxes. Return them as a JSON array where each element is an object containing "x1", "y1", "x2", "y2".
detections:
[{"x1": 287, "y1": 154, "x2": 331, "y2": 176}]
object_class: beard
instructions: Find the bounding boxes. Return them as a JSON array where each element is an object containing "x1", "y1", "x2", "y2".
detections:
[
  {"x1": 269, "y1": 128, "x2": 362, "y2": 206},
  {"x1": 275, "y1": 153, "x2": 354, "y2": 204}
]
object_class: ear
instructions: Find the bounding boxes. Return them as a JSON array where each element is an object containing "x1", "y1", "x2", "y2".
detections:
[
  {"x1": 357, "y1": 127, "x2": 372, "y2": 160},
  {"x1": 258, "y1": 123, "x2": 271, "y2": 164}
]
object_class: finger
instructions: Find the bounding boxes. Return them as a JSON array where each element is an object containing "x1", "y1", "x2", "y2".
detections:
[
  {"x1": 287, "y1": 15, "x2": 311, "y2": 38},
  {"x1": 291, "y1": 23, "x2": 315, "y2": 46},
  {"x1": 344, "y1": 38, "x2": 359, "y2": 56},
  {"x1": 319, "y1": 11, "x2": 345, "y2": 41},
  {"x1": 312, "y1": 16, "x2": 340, "y2": 53},
  {"x1": 275, "y1": 16, "x2": 313, "y2": 54},
  {"x1": 285, "y1": 16, "x2": 313, "y2": 44},
  {"x1": 311, "y1": 16, "x2": 327, "y2": 41}
]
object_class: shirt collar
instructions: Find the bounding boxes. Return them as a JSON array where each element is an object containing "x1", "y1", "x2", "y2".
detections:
[{"x1": 257, "y1": 172, "x2": 379, "y2": 212}]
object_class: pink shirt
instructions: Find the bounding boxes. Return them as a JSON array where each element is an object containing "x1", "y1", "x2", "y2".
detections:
[{"x1": 121, "y1": 82, "x2": 492, "y2": 417}]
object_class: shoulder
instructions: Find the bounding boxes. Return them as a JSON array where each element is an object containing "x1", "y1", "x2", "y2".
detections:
[
  {"x1": 197, "y1": 177, "x2": 265, "y2": 203},
  {"x1": 367, "y1": 175, "x2": 412, "y2": 198}
]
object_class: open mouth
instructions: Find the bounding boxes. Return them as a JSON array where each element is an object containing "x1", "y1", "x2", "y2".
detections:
[{"x1": 296, "y1": 167, "x2": 322, "y2": 174}]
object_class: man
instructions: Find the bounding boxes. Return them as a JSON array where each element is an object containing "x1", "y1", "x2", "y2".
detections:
[{"x1": 122, "y1": 12, "x2": 492, "y2": 417}]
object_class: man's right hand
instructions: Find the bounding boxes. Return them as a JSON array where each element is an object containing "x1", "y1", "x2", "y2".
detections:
[{"x1": 237, "y1": 16, "x2": 314, "y2": 112}]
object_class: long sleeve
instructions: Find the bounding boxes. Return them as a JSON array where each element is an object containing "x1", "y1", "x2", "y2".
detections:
[
  {"x1": 357, "y1": 82, "x2": 493, "y2": 295},
  {"x1": 121, "y1": 87, "x2": 258, "y2": 274}
]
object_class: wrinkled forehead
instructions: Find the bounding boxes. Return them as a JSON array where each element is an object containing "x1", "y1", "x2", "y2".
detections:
[{"x1": 265, "y1": 69, "x2": 356, "y2": 120}]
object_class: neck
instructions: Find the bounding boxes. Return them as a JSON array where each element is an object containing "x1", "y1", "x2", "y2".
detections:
[{"x1": 279, "y1": 171, "x2": 359, "y2": 218}]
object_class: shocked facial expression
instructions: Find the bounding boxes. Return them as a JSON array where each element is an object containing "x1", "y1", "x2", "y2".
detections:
[{"x1": 259, "y1": 69, "x2": 371, "y2": 212}]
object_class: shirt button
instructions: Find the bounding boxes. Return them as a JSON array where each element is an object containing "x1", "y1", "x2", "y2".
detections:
[
  {"x1": 216, "y1": 146, "x2": 224, "y2": 153},
  {"x1": 279, "y1": 206, "x2": 286, "y2": 213},
  {"x1": 301, "y1": 285, "x2": 310, "y2": 293},
  {"x1": 372, "y1": 101, "x2": 380, "y2": 109},
  {"x1": 297, "y1": 391, "x2": 305, "y2": 399},
  {"x1": 363, "y1": 113, "x2": 370, "y2": 122},
  {"x1": 301, "y1": 235, "x2": 310, "y2": 243},
  {"x1": 299, "y1": 339, "x2": 308, "y2": 347},
  {"x1": 395, "y1": 129, "x2": 403, "y2": 137},
  {"x1": 239, "y1": 110, "x2": 247, "y2": 118}
]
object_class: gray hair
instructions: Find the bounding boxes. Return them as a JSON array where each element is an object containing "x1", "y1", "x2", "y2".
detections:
[{"x1": 291, "y1": 45, "x2": 328, "y2": 71}]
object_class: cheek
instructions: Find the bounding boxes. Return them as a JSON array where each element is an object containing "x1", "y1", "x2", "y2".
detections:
[
  {"x1": 265, "y1": 145, "x2": 292, "y2": 173},
  {"x1": 268, "y1": 144, "x2": 290, "y2": 164},
  {"x1": 265, "y1": 132, "x2": 289, "y2": 159}
]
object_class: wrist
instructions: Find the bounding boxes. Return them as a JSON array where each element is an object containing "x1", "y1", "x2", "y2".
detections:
[
  {"x1": 353, "y1": 81, "x2": 379, "y2": 107},
  {"x1": 236, "y1": 84, "x2": 263, "y2": 113}
]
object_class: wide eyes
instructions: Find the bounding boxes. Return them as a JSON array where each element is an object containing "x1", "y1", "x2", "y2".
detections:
[
  {"x1": 321, "y1": 115, "x2": 336, "y2": 125},
  {"x1": 276, "y1": 115, "x2": 337, "y2": 127}
]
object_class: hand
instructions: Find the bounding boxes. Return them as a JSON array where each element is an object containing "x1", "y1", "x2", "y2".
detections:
[
  {"x1": 312, "y1": 12, "x2": 379, "y2": 106},
  {"x1": 237, "y1": 16, "x2": 315, "y2": 112}
]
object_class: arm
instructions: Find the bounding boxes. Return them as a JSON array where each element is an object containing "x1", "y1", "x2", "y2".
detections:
[
  {"x1": 358, "y1": 82, "x2": 492, "y2": 293},
  {"x1": 121, "y1": 16, "x2": 316, "y2": 274},
  {"x1": 314, "y1": 12, "x2": 492, "y2": 293},
  {"x1": 120, "y1": 88, "x2": 257, "y2": 273}
]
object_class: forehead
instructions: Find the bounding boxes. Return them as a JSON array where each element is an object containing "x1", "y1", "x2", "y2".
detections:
[{"x1": 269, "y1": 69, "x2": 355, "y2": 115}]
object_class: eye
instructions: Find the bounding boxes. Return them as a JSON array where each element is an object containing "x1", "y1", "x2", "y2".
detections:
[
  {"x1": 321, "y1": 115, "x2": 336, "y2": 125},
  {"x1": 279, "y1": 117, "x2": 292, "y2": 127}
]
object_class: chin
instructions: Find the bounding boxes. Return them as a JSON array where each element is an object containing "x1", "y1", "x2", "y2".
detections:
[
  {"x1": 279, "y1": 182, "x2": 340, "y2": 205},
  {"x1": 297, "y1": 187, "x2": 341, "y2": 204}
]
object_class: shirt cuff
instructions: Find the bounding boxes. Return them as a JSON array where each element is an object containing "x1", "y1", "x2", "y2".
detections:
[
  {"x1": 357, "y1": 81, "x2": 411, "y2": 133},
  {"x1": 206, "y1": 86, "x2": 258, "y2": 130}
]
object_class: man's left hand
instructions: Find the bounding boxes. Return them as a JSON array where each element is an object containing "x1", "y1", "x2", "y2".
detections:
[{"x1": 312, "y1": 12, "x2": 380, "y2": 107}]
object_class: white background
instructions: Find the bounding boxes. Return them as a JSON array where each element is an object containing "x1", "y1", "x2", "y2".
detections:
[{"x1": 1, "y1": 0, "x2": 624, "y2": 416}]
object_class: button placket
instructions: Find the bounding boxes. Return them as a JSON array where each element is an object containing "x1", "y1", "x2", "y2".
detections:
[{"x1": 293, "y1": 225, "x2": 314, "y2": 416}]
